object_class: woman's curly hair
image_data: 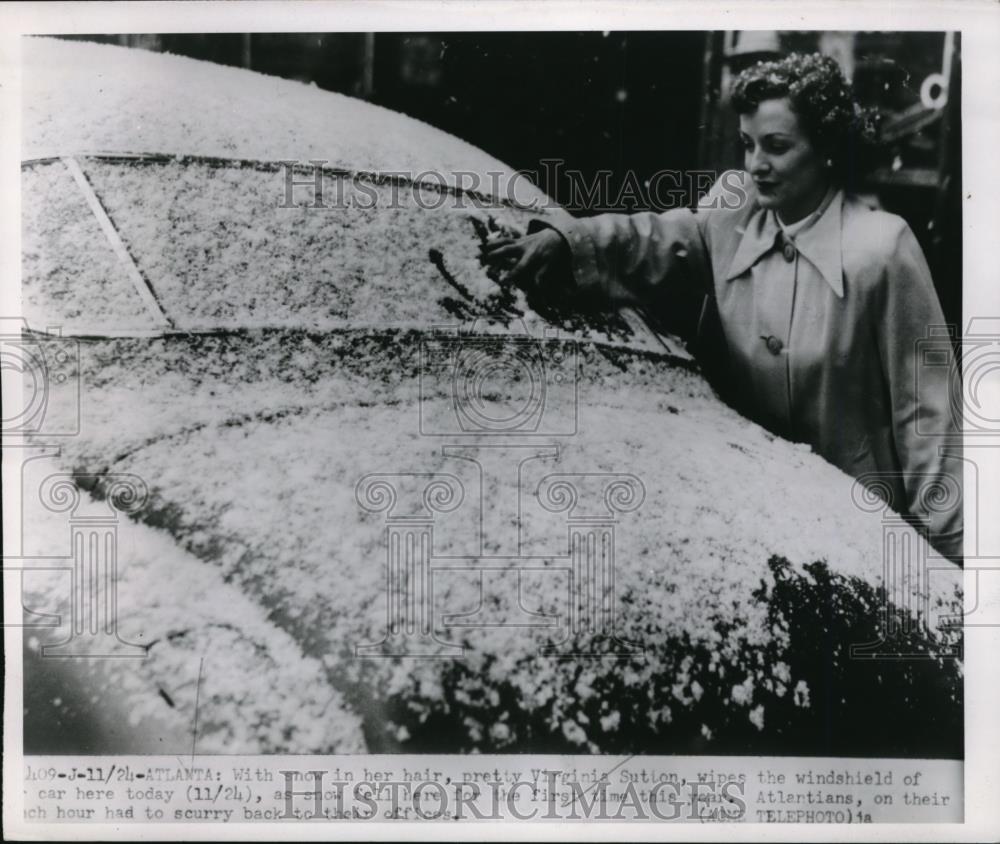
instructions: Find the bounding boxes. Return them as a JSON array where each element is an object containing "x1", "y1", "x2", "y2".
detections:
[{"x1": 730, "y1": 52, "x2": 880, "y2": 185}]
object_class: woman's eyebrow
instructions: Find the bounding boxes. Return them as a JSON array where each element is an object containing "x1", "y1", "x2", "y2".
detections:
[{"x1": 737, "y1": 130, "x2": 792, "y2": 140}]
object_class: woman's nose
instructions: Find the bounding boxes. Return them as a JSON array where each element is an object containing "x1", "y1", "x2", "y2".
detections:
[{"x1": 748, "y1": 149, "x2": 772, "y2": 175}]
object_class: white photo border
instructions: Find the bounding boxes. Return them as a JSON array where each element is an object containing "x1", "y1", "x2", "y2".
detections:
[{"x1": 2, "y1": 1, "x2": 998, "y2": 841}]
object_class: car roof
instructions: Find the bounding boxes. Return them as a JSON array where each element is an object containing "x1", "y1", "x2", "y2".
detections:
[
  {"x1": 22, "y1": 37, "x2": 542, "y2": 195},
  {"x1": 21, "y1": 37, "x2": 683, "y2": 358}
]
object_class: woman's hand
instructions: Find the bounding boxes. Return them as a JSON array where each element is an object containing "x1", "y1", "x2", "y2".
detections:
[{"x1": 479, "y1": 227, "x2": 570, "y2": 291}]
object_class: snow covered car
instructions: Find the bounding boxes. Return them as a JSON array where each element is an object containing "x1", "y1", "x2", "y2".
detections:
[{"x1": 16, "y1": 37, "x2": 962, "y2": 757}]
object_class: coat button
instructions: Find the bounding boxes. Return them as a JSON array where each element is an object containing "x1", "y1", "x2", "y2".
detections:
[
  {"x1": 782, "y1": 242, "x2": 796, "y2": 262},
  {"x1": 762, "y1": 334, "x2": 784, "y2": 355}
]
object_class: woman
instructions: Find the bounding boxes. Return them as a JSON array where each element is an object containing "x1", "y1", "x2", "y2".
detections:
[{"x1": 482, "y1": 52, "x2": 963, "y2": 563}]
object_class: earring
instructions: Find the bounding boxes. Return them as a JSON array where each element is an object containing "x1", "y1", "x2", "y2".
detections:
[{"x1": 825, "y1": 159, "x2": 834, "y2": 168}]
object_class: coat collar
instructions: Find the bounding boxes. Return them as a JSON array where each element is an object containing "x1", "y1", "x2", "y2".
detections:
[{"x1": 724, "y1": 186, "x2": 845, "y2": 298}]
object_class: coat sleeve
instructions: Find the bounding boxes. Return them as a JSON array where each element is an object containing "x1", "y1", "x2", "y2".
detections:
[
  {"x1": 526, "y1": 207, "x2": 712, "y2": 317},
  {"x1": 874, "y1": 223, "x2": 963, "y2": 563}
]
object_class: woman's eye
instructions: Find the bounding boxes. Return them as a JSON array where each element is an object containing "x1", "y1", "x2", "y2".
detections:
[{"x1": 739, "y1": 137, "x2": 753, "y2": 150}]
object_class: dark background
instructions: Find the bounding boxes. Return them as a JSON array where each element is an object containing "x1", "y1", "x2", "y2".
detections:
[
  {"x1": 59, "y1": 33, "x2": 706, "y2": 208},
  {"x1": 56, "y1": 31, "x2": 962, "y2": 328}
]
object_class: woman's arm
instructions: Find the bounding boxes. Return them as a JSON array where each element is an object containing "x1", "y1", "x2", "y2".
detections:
[
  {"x1": 874, "y1": 223, "x2": 964, "y2": 563},
  {"x1": 480, "y1": 170, "x2": 755, "y2": 315},
  {"x1": 480, "y1": 207, "x2": 715, "y2": 341},
  {"x1": 530, "y1": 208, "x2": 712, "y2": 308}
]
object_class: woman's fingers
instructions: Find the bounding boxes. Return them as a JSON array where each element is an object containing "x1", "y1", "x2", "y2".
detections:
[
  {"x1": 479, "y1": 241, "x2": 523, "y2": 265},
  {"x1": 479, "y1": 236, "x2": 518, "y2": 255},
  {"x1": 479, "y1": 229, "x2": 567, "y2": 287},
  {"x1": 503, "y1": 250, "x2": 543, "y2": 286}
]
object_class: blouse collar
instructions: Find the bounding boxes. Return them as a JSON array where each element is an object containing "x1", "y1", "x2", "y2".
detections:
[{"x1": 725, "y1": 185, "x2": 845, "y2": 298}]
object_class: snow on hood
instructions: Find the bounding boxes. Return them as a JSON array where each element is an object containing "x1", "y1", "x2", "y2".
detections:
[{"x1": 28, "y1": 330, "x2": 963, "y2": 755}]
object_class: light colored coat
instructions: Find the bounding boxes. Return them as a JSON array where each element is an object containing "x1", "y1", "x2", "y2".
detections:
[{"x1": 537, "y1": 170, "x2": 963, "y2": 562}]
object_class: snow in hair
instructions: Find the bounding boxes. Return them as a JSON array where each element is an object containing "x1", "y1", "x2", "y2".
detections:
[{"x1": 730, "y1": 51, "x2": 880, "y2": 174}]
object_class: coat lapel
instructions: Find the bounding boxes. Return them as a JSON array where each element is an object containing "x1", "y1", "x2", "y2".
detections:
[
  {"x1": 793, "y1": 189, "x2": 845, "y2": 298},
  {"x1": 723, "y1": 187, "x2": 846, "y2": 299},
  {"x1": 723, "y1": 204, "x2": 780, "y2": 282}
]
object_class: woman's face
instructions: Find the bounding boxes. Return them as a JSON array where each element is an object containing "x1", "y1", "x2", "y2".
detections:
[{"x1": 738, "y1": 97, "x2": 830, "y2": 223}]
